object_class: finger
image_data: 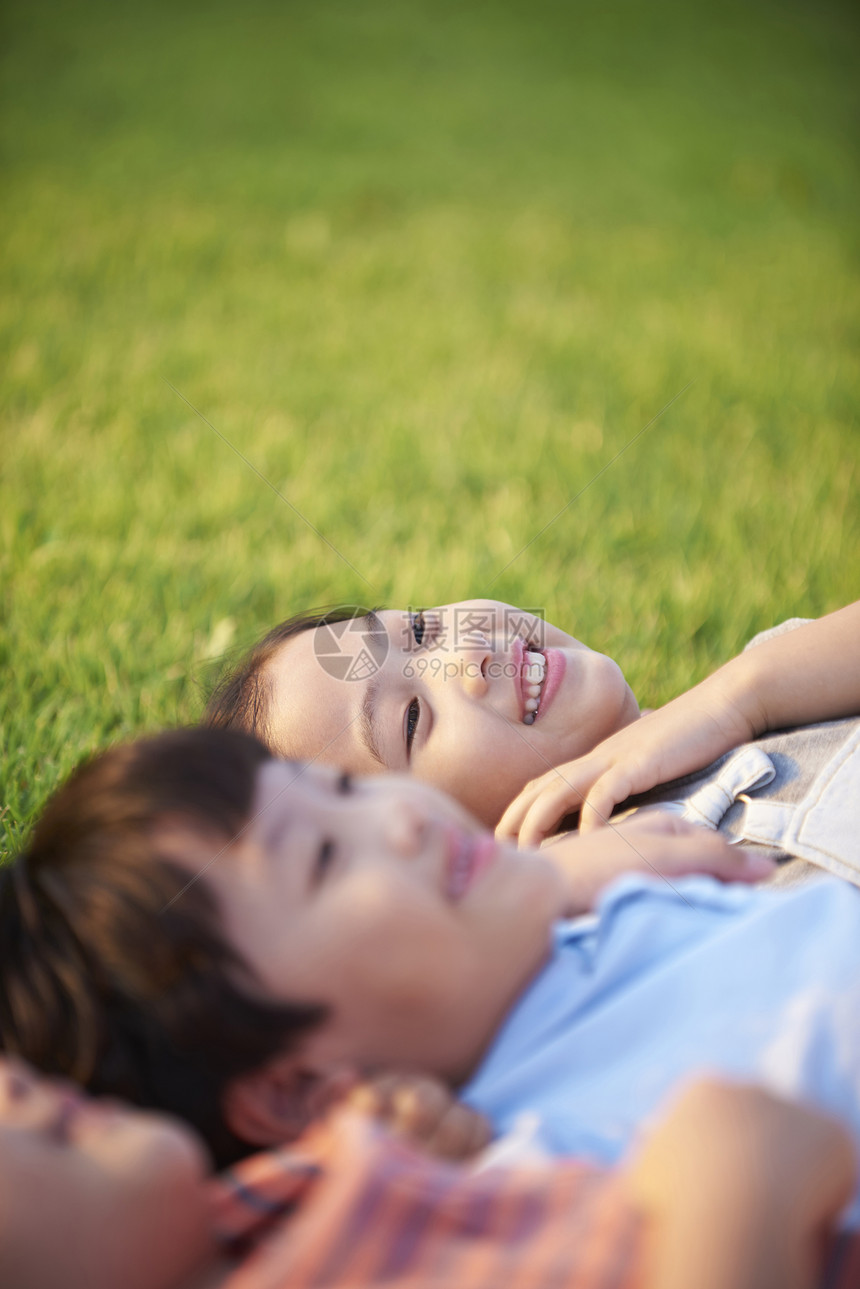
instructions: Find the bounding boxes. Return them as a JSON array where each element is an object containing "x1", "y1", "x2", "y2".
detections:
[
  {"x1": 638, "y1": 835, "x2": 776, "y2": 884},
  {"x1": 626, "y1": 810, "x2": 734, "y2": 844},
  {"x1": 614, "y1": 809, "x2": 692, "y2": 838},
  {"x1": 495, "y1": 772, "x2": 558, "y2": 840},
  {"x1": 389, "y1": 1077, "x2": 452, "y2": 1139},
  {"x1": 495, "y1": 800, "x2": 529, "y2": 841},
  {"x1": 349, "y1": 1070, "x2": 416, "y2": 1121},
  {"x1": 495, "y1": 788, "x2": 541, "y2": 840},
  {"x1": 423, "y1": 1100, "x2": 493, "y2": 1160},
  {"x1": 517, "y1": 781, "x2": 586, "y2": 849},
  {"x1": 705, "y1": 844, "x2": 776, "y2": 884},
  {"x1": 578, "y1": 778, "x2": 626, "y2": 833},
  {"x1": 347, "y1": 1080, "x2": 388, "y2": 1118},
  {"x1": 349, "y1": 1073, "x2": 450, "y2": 1137}
]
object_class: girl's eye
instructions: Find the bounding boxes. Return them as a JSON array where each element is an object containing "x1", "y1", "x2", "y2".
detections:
[
  {"x1": 313, "y1": 840, "x2": 335, "y2": 886},
  {"x1": 406, "y1": 698, "x2": 421, "y2": 755},
  {"x1": 411, "y1": 611, "x2": 426, "y2": 646}
]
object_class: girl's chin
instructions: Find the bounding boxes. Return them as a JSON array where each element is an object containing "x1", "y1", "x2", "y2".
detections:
[{"x1": 618, "y1": 686, "x2": 641, "y2": 726}]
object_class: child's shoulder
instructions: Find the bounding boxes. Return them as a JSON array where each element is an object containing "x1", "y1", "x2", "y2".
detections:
[{"x1": 560, "y1": 869, "x2": 855, "y2": 968}]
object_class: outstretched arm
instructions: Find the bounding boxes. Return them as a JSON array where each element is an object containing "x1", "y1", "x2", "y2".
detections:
[
  {"x1": 624, "y1": 1077, "x2": 857, "y2": 1289},
  {"x1": 540, "y1": 811, "x2": 773, "y2": 916},
  {"x1": 499, "y1": 600, "x2": 860, "y2": 845}
]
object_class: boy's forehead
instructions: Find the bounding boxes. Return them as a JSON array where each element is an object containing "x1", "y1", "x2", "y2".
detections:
[{"x1": 253, "y1": 759, "x2": 328, "y2": 815}]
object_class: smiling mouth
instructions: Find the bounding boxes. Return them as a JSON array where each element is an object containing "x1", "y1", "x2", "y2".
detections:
[
  {"x1": 446, "y1": 830, "x2": 496, "y2": 899},
  {"x1": 522, "y1": 650, "x2": 547, "y2": 724}
]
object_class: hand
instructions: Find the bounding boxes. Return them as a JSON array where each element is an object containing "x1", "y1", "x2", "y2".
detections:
[
  {"x1": 541, "y1": 812, "x2": 774, "y2": 916},
  {"x1": 347, "y1": 1072, "x2": 492, "y2": 1161},
  {"x1": 624, "y1": 1077, "x2": 856, "y2": 1289},
  {"x1": 497, "y1": 686, "x2": 754, "y2": 847}
]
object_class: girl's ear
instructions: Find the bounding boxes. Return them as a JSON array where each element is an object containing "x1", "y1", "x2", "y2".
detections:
[{"x1": 223, "y1": 1053, "x2": 359, "y2": 1147}]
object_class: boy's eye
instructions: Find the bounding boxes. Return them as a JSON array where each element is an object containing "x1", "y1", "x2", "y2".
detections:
[
  {"x1": 406, "y1": 698, "x2": 421, "y2": 755},
  {"x1": 410, "y1": 611, "x2": 426, "y2": 646},
  {"x1": 313, "y1": 839, "x2": 335, "y2": 886}
]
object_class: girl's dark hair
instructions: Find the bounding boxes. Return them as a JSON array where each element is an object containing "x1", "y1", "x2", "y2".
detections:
[
  {"x1": 0, "y1": 727, "x2": 327, "y2": 1168},
  {"x1": 204, "y1": 606, "x2": 364, "y2": 750}
]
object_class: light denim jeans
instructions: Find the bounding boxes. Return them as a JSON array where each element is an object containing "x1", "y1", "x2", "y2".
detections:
[{"x1": 623, "y1": 620, "x2": 860, "y2": 887}]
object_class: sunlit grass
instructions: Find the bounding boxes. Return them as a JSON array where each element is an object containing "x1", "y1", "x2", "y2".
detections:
[{"x1": 2, "y1": 0, "x2": 858, "y2": 855}]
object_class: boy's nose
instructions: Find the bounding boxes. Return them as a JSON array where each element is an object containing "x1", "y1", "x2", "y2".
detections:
[{"x1": 384, "y1": 798, "x2": 426, "y2": 857}]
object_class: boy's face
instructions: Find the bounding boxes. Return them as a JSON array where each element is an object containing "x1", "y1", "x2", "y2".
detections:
[
  {"x1": 193, "y1": 759, "x2": 566, "y2": 1084},
  {"x1": 264, "y1": 599, "x2": 640, "y2": 826},
  {"x1": 0, "y1": 1057, "x2": 212, "y2": 1289}
]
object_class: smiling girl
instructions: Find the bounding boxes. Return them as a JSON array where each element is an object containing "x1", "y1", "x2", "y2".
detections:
[
  {"x1": 206, "y1": 599, "x2": 860, "y2": 873},
  {"x1": 206, "y1": 601, "x2": 640, "y2": 828}
]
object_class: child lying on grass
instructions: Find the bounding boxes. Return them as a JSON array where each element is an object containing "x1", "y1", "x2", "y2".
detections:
[
  {"x1": 3, "y1": 728, "x2": 860, "y2": 1227},
  {"x1": 1, "y1": 1054, "x2": 856, "y2": 1289},
  {"x1": 0, "y1": 727, "x2": 762, "y2": 1163},
  {"x1": 205, "y1": 598, "x2": 860, "y2": 878}
]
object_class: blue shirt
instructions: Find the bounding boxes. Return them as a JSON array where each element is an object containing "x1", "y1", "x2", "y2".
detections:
[{"x1": 462, "y1": 874, "x2": 860, "y2": 1223}]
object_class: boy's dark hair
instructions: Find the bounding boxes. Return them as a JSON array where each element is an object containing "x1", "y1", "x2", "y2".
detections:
[
  {"x1": 205, "y1": 606, "x2": 365, "y2": 750},
  {"x1": 0, "y1": 727, "x2": 327, "y2": 1168}
]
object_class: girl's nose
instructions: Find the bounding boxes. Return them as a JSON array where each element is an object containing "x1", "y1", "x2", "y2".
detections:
[{"x1": 457, "y1": 632, "x2": 491, "y2": 698}]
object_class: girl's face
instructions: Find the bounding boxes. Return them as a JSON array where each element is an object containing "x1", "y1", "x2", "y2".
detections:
[
  {"x1": 0, "y1": 1057, "x2": 214, "y2": 1289},
  {"x1": 264, "y1": 600, "x2": 639, "y2": 826},
  {"x1": 191, "y1": 759, "x2": 566, "y2": 1085}
]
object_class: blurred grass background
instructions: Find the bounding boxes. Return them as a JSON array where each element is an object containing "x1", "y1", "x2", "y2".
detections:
[{"x1": 2, "y1": 0, "x2": 858, "y2": 856}]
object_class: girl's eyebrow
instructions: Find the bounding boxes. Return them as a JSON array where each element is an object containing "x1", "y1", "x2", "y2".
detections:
[
  {"x1": 359, "y1": 671, "x2": 386, "y2": 767},
  {"x1": 363, "y1": 609, "x2": 387, "y2": 644},
  {"x1": 356, "y1": 611, "x2": 388, "y2": 767}
]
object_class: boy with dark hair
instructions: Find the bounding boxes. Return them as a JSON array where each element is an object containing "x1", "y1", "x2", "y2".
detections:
[
  {"x1": 3, "y1": 725, "x2": 860, "y2": 1238},
  {"x1": 0, "y1": 728, "x2": 762, "y2": 1163},
  {"x1": 0, "y1": 730, "x2": 319, "y2": 1166}
]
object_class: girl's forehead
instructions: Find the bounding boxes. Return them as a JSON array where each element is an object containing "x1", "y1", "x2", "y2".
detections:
[{"x1": 263, "y1": 634, "x2": 366, "y2": 761}]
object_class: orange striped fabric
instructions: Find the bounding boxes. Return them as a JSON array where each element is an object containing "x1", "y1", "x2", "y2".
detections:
[{"x1": 209, "y1": 1111, "x2": 860, "y2": 1289}]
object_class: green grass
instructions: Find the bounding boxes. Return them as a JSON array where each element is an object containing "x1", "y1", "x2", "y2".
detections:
[{"x1": 2, "y1": 0, "x2": 858, "y2": 857}]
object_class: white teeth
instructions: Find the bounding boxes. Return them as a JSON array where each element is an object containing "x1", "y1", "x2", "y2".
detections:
[
  {"x1": 522, "y1": 648, "x2": 547, "y2": 724},
  {"x1": 525, "y1": 653, "x2": 546, "y2": 684}
]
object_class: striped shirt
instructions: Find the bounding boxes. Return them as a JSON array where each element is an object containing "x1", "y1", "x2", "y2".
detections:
[{"x1": 209, "y1": 1111, "x2": 860, "y2": 1288}]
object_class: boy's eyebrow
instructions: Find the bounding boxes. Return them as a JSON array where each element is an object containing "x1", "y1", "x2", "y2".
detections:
[{"x1": 358, "y1": 612, "x2": 387, "y2": 767}]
